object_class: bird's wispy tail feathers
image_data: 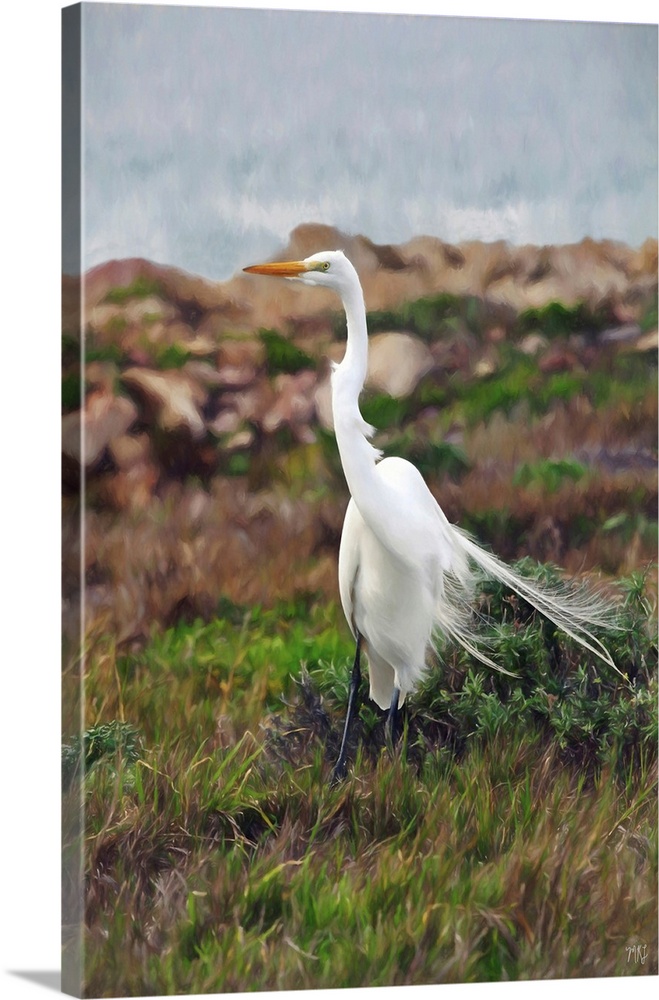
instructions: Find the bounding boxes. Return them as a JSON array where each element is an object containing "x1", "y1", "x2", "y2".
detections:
[{"x1": 434, "y1": 524, "x2": 622, "y2": 676}]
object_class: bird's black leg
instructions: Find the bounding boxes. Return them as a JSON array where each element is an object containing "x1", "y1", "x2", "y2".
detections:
[
  {"x1": 385, "y1": 685, "x2": 401, "y2": 756},
  {"x1": 330, "y1": 634, "x2": 362, "y2": 784}
]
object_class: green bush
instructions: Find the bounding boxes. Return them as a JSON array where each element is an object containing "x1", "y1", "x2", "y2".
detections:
[
  {"x1": 102, "y1": 276, "x2": 164, "y2": 304},
  {"x1": 516, "y1": 300, "x2": 611, "y2": 339},
  {"x1": 388, "y1": 436, "x2": 470, "y2": 480},
  {"x1": 360, "y1": 392, "x2": 412, "y2": 429},
  {"x1": 260, "y1": 329, "x2": 315, "y2": 375}
]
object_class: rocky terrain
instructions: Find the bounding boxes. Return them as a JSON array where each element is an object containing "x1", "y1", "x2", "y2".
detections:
[{"x1": 62, "y1": 224, "x2": 658, "y2": 647}]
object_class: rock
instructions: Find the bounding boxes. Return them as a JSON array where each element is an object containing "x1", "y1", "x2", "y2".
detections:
[
  {"x1": 186, "y1": 334, "x2": 218, "y2": 355},
  {"x1": 216, "y1": 336, "x2": 266, "y2": 369},
  {"x1": 472, "y1": 351, "x2": 498, "y2": 378},
  {"x1": 519, "y1": 332, "x2": 548, "y2": 356},
  {"x1": 62, "y1": 391, "x2": 138, "y2": 466},
  {"x1": 600, "y1": 323, "x2": 643, "y2": 344},
  {"x1": 365, "y1": 333, "x2": 434, "y2": 398},
  {"x1": 220, "y1": 381, "x2": 276, "y2": 425},
  {"x1": 485, "y1": 326, "x2": 507, "y2": 345},
  {"x1": 165, "y1": 320, "x2": 197, "y2": 344},
  {"x1": 224, "y1": 429, "x2": 255, "y2": 451},
  {"x1": 122, "y1": 368, "x2": 207, "y2": 438},
  {"x1": 101, "y1": 460, "x2": 159, "y2": 511},
  {"x1": 313, "y1": 332, "x2": 433, "y2": 430},
  {"x1": 81, "y1": 234, "x2": 658, "y2": 344},
  {"x1": 108, "y1": 433, "x2": 151, "y2": 469},
  {"x1": 635, "y1": 329, "x2": 658, "y2": 352},
  {"x1": 87, "y1": 302, "x2": 126, "y2": 335},
  {"x1": 314, "y1": 378, "x2": 334, "y2": 431},
  {"x1": 182, "y1": 360, "x2": 227, "y2": 387},
  {"x1": 629, "y1": 237, "x2": 658, "y2": 279},
  {"x1": 216, "y1": 364, "x2": 258, "y2": 390},
  {"x1": 208, "y1": 410, "x2": 242, "y2": 436},
  {"x1": 262, "y1": 371, "x2": 317, "y2": 441},
  {"x1": 538, "y1": 346, "x2": 580, "y2": 374},
  {"x1": 83, "y1": 256, "x2": 233, "y2": 316},
  {"x1": 85, "y1": 361, "x2": 119, "y2": 393},
  {"x1": 123, "y1": 295, "x2": 178, "y2": 325},
  {"x1": 313, "y1": 333, "x2": 433, "y2": 429},
  {"x1": 183, "y1": 357, "x2": 260, "y2": 392}
]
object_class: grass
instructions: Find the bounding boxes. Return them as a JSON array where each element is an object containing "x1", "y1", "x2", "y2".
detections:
[
  {"x1": 351, "y1": 343, "x2": 654, "y2": 439},
  {"x1": 79, "y1": 739, "x2": 656, "y2": 993},
  {"x1": 63, "y1": 274, "x2": 657, "y2": 993},
  {"x1": 442, "y1": 351, "x2": 648, "y2": 427},
  {"x1": 71, "y1": 567, "x2": 657, "y2": 995},
  {"x1": 513, "y1": 458, "x2": 589, "y2": 493}
]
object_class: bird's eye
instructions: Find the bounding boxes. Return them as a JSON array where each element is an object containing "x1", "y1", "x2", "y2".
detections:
[{"x1": 322, "y1": 261, "x2": 330, "y2": 271}]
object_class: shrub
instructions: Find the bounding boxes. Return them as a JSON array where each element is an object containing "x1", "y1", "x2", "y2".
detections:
[
  {"x1": 102, "y1": 276, "x2": 164, "y2": 305},
  {"x1": 260, "y1": 329, "x2": 315, "y2": 375}
]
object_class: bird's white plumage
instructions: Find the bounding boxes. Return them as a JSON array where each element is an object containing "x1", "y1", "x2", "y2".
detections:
[
  {"x1": 338, "y1": 456, "x2": 469, "y2": 708},
  {"x1": 245, "y1": 248, "x2": 618, "y2": 715}
]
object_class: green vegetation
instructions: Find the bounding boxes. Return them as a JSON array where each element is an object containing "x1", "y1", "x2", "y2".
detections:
[
  {"x1": 84, "y1": 339, "x2": 125, "y2": 365},
  {"x1": 603, "y1": 512, "x2": 659, "y2": 551},
  {"x1": 62, "y1": 720, "x2": 142, "y2": 790},
  {"x1": 513, "y1": 458, "x2": 589, "y2": 493},
  {"x1": 516, "y1": 300, "x2": 612, "y2": 339},
  {"x1": 103, "y1": 314, "x2": 129, "y2": 336},
  {"x1": 153, "y1": 342, "x2": 192, "y2": 369},
  {"x1": 102, "y1": 275, "x2": 164, "y2": 305},
  {"x1": 353, "y1": 292, "x2": 625, "y2": 347},
  {"x1": 337, "y1": 292, "x2": 488, "y2": 343},
  {"x1": 640, "y1": 291, "x2": 658, "y2": 333},
  {"x1": 355, "y1": 346, "x2": 655, "y2": 442},
  {"x1": 225, "y1": 452, "x2": 251, "y2": 477},
  {"x1": 62, "y1": 332, "x2": 80, "y2": 366},
  {"x1": 260, "y1": 328, "x2": 316, "y2": 375},
  {"x1": 360, "y1": 391, "x2": 413, "y2": 429},
  {"x1": 454, "y1": 357, "x2": 582, "y2": 424},
  {"x1": 73, "y1": 569, "x2": 657, "y2": 994},
  {"x1": 387, "y1": 436, "x2": 470, "y2": 480},
  {"x1": 444, "y1": 350, "x2": 654, "y2": 428},
  {"x1": 64, "y1": 263, "x2": 657, "y2": 992},
  {"x1": 61, "y1": 370, "x2": 83, "y2": 412}
]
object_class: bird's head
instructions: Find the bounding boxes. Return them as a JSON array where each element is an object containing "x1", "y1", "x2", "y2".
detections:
[{"x1": 244, "y1": 249, "x2": 357, "y2": 295}]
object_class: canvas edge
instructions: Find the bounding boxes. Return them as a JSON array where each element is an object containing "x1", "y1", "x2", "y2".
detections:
[{"x1": 62, "y1": 4, "x2": 84, "y2": 997}]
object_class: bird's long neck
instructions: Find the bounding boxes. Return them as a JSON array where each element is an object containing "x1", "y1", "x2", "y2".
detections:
[
  {"x1": 338, "y1": 280, "x2": 369, "y2": 393},
  {"x1": 331, "y1": 280, "x2": 381, "y2": 505}
]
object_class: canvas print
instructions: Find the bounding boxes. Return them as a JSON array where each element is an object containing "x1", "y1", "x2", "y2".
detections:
[{"x1": 62, "y1": 3, "x2": 658, "y2": 996}]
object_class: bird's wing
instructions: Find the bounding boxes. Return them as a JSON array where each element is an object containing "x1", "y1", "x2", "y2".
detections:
[
  {"x1": 372, "y1": 456, "x2": 459, "y2": 575},
  {"x1": 338, "y1": 497, "x2": 363, "y2": 639}
]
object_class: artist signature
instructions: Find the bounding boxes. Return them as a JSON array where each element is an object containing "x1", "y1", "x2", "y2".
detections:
[{"x1": 626, "y1": 943, "x2": 648, "y2": 965}]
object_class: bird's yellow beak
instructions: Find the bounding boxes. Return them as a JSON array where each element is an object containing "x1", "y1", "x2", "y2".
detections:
[{"x1": 243, "y1": 259, "x2": 308, "y2": 278}]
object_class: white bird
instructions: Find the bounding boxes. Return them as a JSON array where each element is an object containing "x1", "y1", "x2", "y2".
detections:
[{"x1": 244, "y1": 250, "x2": 617, "y2": 780}]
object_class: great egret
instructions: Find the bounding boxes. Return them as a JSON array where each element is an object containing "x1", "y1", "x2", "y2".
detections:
[{"x1": 244, "y1": 250, "x2": 616, "y2": 780}]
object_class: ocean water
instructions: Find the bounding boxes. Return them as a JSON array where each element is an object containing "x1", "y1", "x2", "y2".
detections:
[{"x1": 73, "y1": 5, "x2": 658, "y2": 280}]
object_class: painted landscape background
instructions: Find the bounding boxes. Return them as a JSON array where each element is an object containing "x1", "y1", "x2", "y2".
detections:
[
  {"x1": 62, "y1": 224, "x2": 658, "y2": 994},
  {"x1": 58, "y1": 4, "x2": 658, "y2": 996},
  {"x1": 64, "y1": 226, "x2": 657, "y2": 641}
]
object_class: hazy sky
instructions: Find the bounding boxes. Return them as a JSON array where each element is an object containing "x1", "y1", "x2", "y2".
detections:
[{"x1": 77, "y1": 3, "x2": 658, "y2": 278}]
